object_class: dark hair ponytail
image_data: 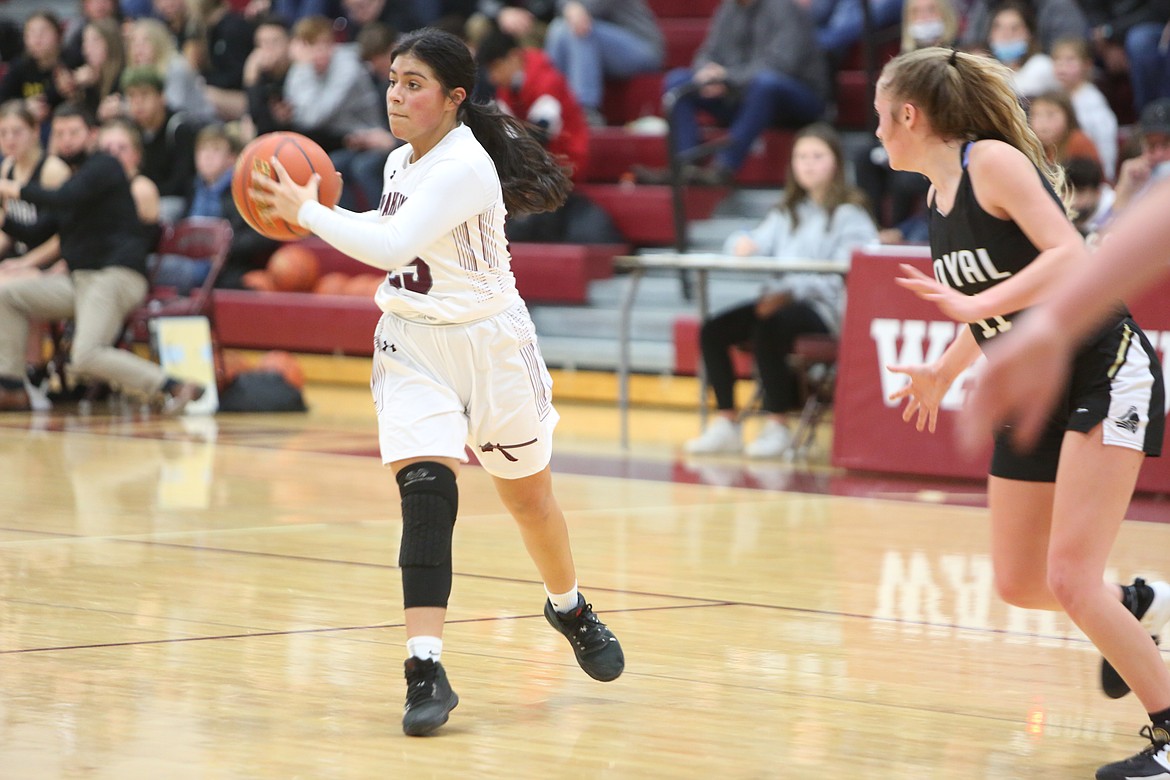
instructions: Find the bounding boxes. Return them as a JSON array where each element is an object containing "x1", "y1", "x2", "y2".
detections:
[
  {"x1": 458, "y1": 100, "x2": 571, "y2": 215},
  {"x1": 391, "y1": 27, "x2": 571, "y2": 215}
]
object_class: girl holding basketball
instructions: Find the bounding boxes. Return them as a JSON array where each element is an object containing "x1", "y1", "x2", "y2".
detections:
[
  {"x1": 249, "y1": 27, "x2": 624, "y2": 737},
  {"x1": 878, "y1": 47, "x2": 1169, "y2": 779}
]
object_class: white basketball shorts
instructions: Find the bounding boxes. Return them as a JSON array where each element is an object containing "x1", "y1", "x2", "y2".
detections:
[{"x1": 370, "y1": 302, "x2": 558, "y2": 479}]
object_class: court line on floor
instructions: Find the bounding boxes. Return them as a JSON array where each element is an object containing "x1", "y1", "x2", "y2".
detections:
[
  {"x1": 0, "y1": 592, "x2": 1114, "y2": 659},
  {"x1": 0, "y1": 523, "x2": 1112, "y2": 648},
  {"x1": 0, "y1": 602, "x2": 739, "y2": 655}
]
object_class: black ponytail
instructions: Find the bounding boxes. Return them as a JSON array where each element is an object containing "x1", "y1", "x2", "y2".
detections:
[
  {"x1": 459, "y1": 100, "x2": 571, "y2": 215},
  {"x1": 392, "y1": 28, "x2": 572, "y2": 216}
]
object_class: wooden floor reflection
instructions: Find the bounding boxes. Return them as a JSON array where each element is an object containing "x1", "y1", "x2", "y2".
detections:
[{"x1": 0, "y1": 387, "x2": 1166, "y2": 779}]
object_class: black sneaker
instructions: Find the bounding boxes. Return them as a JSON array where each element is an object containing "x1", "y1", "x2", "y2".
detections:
[
  {"x1": 1101, "y1": 578, "x2": 1170, "y2": 698},
  {"x1": 544, "y1": 594, "x2": 624, "y2": 682},
  {"x1": 1096, "y1": 725, "x2": 1170, "y2": 779},
  {"x1": 402, "y1": 657, "x2": 459, "y2": 736}
]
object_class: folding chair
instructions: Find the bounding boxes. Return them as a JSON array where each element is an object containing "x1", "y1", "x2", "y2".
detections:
[
  {"x1": 786, "y1": 334, "x2": 838, "y2": 458},
  {"x1": 49, "y1": 217, "x2": 234, "y2": 396},
  {"x1": 733, "y1": 333, "x2": 838, "y2": 459},
  {"x1": 125, "y1": 216, "x2": 234, "y2": 345}
]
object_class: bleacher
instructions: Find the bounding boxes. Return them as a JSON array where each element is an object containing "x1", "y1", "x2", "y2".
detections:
[{"x1": 214, "y1": 0, "x2": 899, "y2": 373}]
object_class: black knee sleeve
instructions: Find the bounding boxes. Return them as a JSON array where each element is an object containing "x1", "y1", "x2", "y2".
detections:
[{"x1": 396, "y1": 462, "x2": 458, "y2": 609}]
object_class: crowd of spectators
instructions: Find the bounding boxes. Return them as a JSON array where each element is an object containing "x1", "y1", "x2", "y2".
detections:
[
  {"x1": 0, "y1": 0, "x2": 1163, "y2": 424},
  {"x1": 0, "y1": 0, "x2": 1164, "y2": 270}
]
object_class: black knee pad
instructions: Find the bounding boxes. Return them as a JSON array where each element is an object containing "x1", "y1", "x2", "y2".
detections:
[{"x1": 396, "y1": 462, "x2": 458, "y2": 609}]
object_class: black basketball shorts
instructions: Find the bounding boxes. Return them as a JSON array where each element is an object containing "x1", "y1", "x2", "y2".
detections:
[{"x1": 990, "y1": 317, "x2": 1165, "y2": 482}]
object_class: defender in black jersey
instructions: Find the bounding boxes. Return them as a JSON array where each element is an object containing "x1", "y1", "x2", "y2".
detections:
[
  {"x1": 876, "y1": 47, "x2": 1170, "y2": 780},
  {"x1": 969, "y1": 178, "x2": 1170, "y2": 453}
]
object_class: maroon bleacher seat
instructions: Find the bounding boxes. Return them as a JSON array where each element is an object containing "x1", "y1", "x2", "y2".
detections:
[
  {"x1": 510, "y1": 243, "x2": 626, "y2": 303},
  {"x1": 834, "y1": 70, "x2": 871, "y2": 130},
  {"x1": 213, "y1": 238, "x2": 629, "y2": 356},
  {"x1": 584, "y1": 127, "x2": 791, "y2": 186},
  {"x1": 735, "y1": 129, "x2": 794, "y2": 185},
  {"x1": 647, "y1": 0, "x2": 720, "y2": 17},
  {"x1": 215, "y1": 289, "x2": 381, "y2": 355},
  {"x1": 578, "y1": 183, "x2": 728, "y2": 246},
  {"x1": 583, "y1": 128, "x2": 668, "y2": 182},
  {"x1": 602, "y1": 73, "x2": 666, "y2": 125},
  {"x1": 660, "y1": 18, "x2": 709, "y2": 70}
]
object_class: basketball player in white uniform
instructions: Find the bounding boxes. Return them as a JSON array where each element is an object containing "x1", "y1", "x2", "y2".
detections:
[{"x1": 251, "y1": 28, "x2": 624, "y2": 738}]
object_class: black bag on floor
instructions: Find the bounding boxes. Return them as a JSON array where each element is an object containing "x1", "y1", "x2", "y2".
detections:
[{"x1": 218, "y1": 371, "x2": 307, "y2": 413}]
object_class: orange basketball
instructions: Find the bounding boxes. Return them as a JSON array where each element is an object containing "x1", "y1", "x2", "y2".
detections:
[
  {"x1": 242, "y1": 269, "x2": 276, "y2": 291},
  {"x1": 343, "y1": 273, "x2": 384, "y2": 297},
  {"x1": 313, "y1": 271, "x2": 350, "y2": 295},
  {"x1": 257, "y1": 350, "x2": 305, "y2": 390},
  {"x1": 232, "y1": 132, "x2": 342, "y2": 241},
  {"x1": 221, "y1": 350, "x2": 255, "y2": 383},
  {"x1": 267, "y1": 244, "x2": 320, "y2": 292}
]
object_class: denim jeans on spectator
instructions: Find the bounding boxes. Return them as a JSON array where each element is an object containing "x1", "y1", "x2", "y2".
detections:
[
  {"x1": 663, "y1": 67, "x2": 825, "y2": 172},
  {"x1": 1126, "y1": 23, "x2": 1170, "y2": 112},
  {"x1": 545, "y1": 18, "x2": 663, "y2": 109}
]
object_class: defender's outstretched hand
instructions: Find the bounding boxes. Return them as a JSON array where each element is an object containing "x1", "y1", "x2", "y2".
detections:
[{"x1": 887, "y1": 361, "x2": 950, "y2": 433}]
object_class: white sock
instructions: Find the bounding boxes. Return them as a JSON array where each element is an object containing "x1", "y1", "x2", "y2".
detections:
[
  {"x1": 407, "y1": 635, "x2": 442, "y2": 662},
  {"x1": 546, "y1": 582, "x2": 580, "y2": 614}
]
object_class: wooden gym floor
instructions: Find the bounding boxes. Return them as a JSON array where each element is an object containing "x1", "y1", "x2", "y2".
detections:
[{"x1": 0, "y1": 379, "x2": 1168, "y2": 779}]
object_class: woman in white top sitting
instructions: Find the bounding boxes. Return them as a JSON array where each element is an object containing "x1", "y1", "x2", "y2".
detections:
[{"x1": 685, "y1": 123, "x2": 878, "y2": 458}]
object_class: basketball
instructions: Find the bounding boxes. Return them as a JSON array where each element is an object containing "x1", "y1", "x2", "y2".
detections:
[
  {"x1": 257, "y1": 350, "x2": 305, "y2": 390},
  {"x1": 232, "y1": 132, "x2": 342, "y2": 241},
  {"x1": 314, "y1": 271, "x2": 350, "y2": 295},
  {"x1": 267, "y1": 244, "x2": 320, "y2": 292},
  {"x1": 220, "y1": 350, "x2": 255, "y2": 384},
  {"x1": 343, "y1": 273, "x2": 384, "y2": 297},
  {"x1": 241, "y1": 268, "x2": 276, "y2": 291}
]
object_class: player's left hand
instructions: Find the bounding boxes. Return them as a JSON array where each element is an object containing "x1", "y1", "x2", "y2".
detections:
[
  {"x1": 886, "y1": 361, "x2": 949, "y2": 433},
  {"x1": 250, "y1": 156, "x2": 319, "y2": 227},
  {"x1": 894, "y1": 263, "x2": 983, "y2": 322}
]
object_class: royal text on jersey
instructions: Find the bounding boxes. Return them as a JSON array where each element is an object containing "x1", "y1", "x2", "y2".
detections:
[{"x1": 933, "y1": 247, "x2": 1011, "y2": 289}]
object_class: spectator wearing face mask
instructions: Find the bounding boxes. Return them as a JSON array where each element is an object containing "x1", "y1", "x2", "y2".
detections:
[
  {"x1": 985, "y1": 0, "x2": 1059, "y2": 99},
  {"x1": 959, "y1": 0, "x2": 1086, "y2": 51},
  {"x1": 900, "y1": 0, "x2": 957, "y2": 50}
]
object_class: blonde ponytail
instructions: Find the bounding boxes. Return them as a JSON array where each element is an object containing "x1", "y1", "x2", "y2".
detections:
[{"x1": 878, "y1": 47, "x2": 1070, "y2": 213}]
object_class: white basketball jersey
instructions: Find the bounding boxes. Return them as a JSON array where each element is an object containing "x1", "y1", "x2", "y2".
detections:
[{"x1": 298, "y1": 124, "x2": 520, "y2": 323}]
